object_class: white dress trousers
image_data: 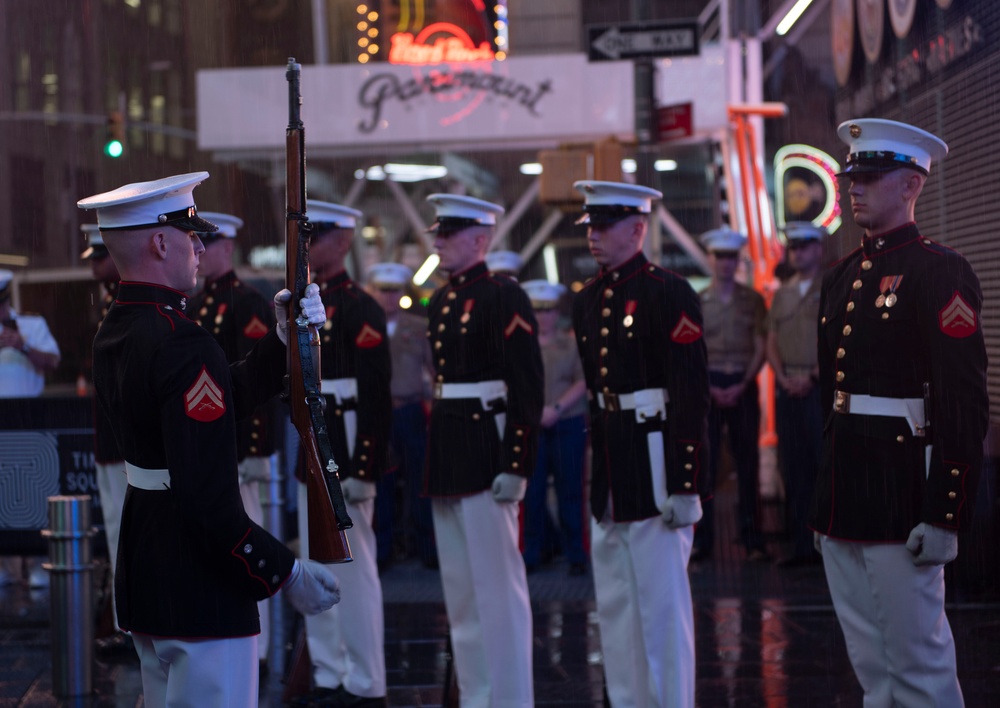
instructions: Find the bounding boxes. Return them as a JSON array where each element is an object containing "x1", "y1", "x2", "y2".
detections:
[
  {"x1": 820, "y1": 536, "x2": 963, "y2": 707},
  {"x1": 591, "y1": 514, "x2": 695, "y2": 708},
  {"x1": 432, "y1": 491, "x2": 533, "y2": 708},
  {"x1": 132, "y1": 633, "x2": 258, "y2": 708},
  {"x1": 95, "y1": 460, "x2": 127, "y2": 631},
  {"x1": 297, "y1": 482, "x2": 386, "y2": 698}
]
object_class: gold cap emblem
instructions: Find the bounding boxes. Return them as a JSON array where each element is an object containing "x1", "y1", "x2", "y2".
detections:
[{"x1": 849, "y1": 124, "x2": 862, "y2": 138}]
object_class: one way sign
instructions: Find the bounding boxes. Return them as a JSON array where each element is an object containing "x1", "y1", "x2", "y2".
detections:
[{"x1": 587, "y1": 20, "x2": 700, "y2": 62}]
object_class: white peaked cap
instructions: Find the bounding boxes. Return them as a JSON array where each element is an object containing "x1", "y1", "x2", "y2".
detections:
[
  {"x1": 837, "y1": 118, "x2": 948, "y2": 175},
  {"x1": 79, "y1": 223, "x2": 106, "y2": 260},
  {"x1": 780, "y1": 221, "x2": 828, "y2": 242},
  {"x1": 701, "y1": 226, "x2": 748, "y2": 252},
  {"x1": 521, "y1": 279, "x2": 567, "y2": 309},
  {"x1": 573, "y1": 181, "x2": 662, "y2": 225},
  {"x1": 426, "y1": 194, "x2": 505, "y2": 231},
  {"x1": 76, "y1": 172, "x2": 217, "y2": 232},
  {"x1": 197, "y1": 212, "x2": 244, "y2": 238},
  {"x1": 485, "y1": 250, "x2": 524, "y2": 275},
  {"x1": 307, "y1": 200, "x2": 363, "y2": 229},
  {"x1": 368, "y1": 262, "x2": 413, "y2": 289}
]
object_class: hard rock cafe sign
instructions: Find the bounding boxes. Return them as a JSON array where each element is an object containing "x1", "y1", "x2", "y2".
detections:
[{"x1": 390, "y1": 22, "x2": 496, "y2": 65}]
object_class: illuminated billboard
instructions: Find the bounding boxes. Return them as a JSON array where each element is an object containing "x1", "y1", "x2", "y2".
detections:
[{"x1": 355, "y1": 1, "x2": 509, "y2": 65}]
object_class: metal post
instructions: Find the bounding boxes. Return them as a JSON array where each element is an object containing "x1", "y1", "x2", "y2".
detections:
[
  {"x1": 261, "y1": 452, "x2": 286, "y2": 678},
  {"x1": 41, "y1": 495, "x2": 95, "y2": 698}
]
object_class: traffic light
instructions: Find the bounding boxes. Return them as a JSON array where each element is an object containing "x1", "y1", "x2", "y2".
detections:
[{"x1": 104, "y1": 111, "x2": 125, "y2": 158}]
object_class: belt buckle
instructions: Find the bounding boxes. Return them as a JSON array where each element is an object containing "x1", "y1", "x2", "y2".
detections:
[
  {"x1": 603, "y1": 392, "x2": 620, "y2": 413},
  {"x1": 433, "y1": 382, "x2": 444, "y2": 400},
  {"x1": 833, "y1": 390, "x2": 850, "y2": 414}
]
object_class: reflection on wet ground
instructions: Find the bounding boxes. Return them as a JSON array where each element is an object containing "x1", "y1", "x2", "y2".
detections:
[{"x1": 3, "y1": 496, "x2": 1000, "y2": 706}]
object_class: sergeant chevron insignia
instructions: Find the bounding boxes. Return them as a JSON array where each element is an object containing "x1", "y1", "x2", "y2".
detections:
[
  {"x1": 184, "y1": 366, "x2": 226, "y2": 422},
  {"x1": 939, "y1": 292, "x2": 976, "y2": 338},
  {"x1": 670, "y1": 312, "x2": 702, "y2": 343}
]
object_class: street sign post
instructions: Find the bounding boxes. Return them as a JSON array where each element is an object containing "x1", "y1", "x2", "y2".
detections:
[{"x1": 587, "y1": 21, "x2": 699, "y2": 62}]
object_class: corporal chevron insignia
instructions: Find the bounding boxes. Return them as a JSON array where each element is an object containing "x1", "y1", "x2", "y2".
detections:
[
  {"x1": 243, "y1": 315, "x2": 269, "y2": 339},
  {"x1": 356, "y1": 323, "x2": 384, "y2": 348},
  {"x1": 939, "y1": 291, "x2": 976, "y2": 338},
  {"x1": 670, "y1": 312, "x2": 702, "y2": 344},
  {"x1": 504, "y1": 314, "x2": 534, "y2": 338},
  {"x1": 184, "y1": 366, "x2": 226, "y2": 421}
]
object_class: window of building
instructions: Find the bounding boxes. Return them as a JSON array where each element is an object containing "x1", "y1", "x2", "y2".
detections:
[{"x1": 9, "y1": 155, "x2": 46, "y2": 256}]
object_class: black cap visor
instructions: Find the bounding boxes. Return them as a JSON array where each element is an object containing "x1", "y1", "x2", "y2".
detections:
[
  {"x1": 99, "y1": 206, "x2": 219, "y2": 233},
  {"x1": 426, "y1": 216, "x2": 484, "y2": 237},
  {"x1": 575, "y1": 205, "x2": 644, "y2": 227},
  {"x1": 837, "y1": 151, "x2": 927, "y2": 177}
]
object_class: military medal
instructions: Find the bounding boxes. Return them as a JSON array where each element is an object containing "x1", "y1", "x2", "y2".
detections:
[
  {"x1": 623, "y1": 300, "x2": 637, "y2": 328},
  {"x1": 460, "y1": 298, "x2": 474, "y2": 324},
  {"x1": 877, "y1": 275, "x2": 903, "y2": 309}
]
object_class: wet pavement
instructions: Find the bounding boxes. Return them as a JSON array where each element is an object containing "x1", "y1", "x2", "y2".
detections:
[{"x1": 3, "y1": 489, "x2": 1000, "y2": 707}]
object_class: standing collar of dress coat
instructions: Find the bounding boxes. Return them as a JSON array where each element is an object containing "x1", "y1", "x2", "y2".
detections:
[
  {"x1": 115, "y1": 281, "x2": 190, "y2": 314},
  {"x1": 861, "y1": 222, "x2": 921, "y2": 258}
]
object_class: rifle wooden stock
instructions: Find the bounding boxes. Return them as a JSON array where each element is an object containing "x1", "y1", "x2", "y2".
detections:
[{"x1": 285, "y1": 57, "x2": 352, "y2": 564}]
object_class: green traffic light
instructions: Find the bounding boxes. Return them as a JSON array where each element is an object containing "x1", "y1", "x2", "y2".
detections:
[{"x1": 104, "y1": 140, "x2": 124, "y2": 158}]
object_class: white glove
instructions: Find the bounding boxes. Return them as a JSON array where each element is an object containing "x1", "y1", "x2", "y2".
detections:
[
  {"x1": 274, "y1": 283, "x2": 326, "y2": 345},
  {"x1": 905, "y1": 522, "x2": 958, "y2": 567},
  {"x1": 283, "y1": 559, "x2": 340, "y2": 615},
  {"x1": 299, "y1": 283, "x2": 326, "y2": 325},
  {"x1": 660, "y1": 494, "x2": 703, "y2": 529},
  {"x1": 274, "y1": 290, "x2": 292, "y2": 345},
  {"x1": 814, "y1": 531, "x2": 823, "y2": 555},
  {"x1": 491, "y1": 473, "x2": 527, "y2": 502},
  {"x1": 342, "y1": 477, "x2": 376, "y2": 504}
]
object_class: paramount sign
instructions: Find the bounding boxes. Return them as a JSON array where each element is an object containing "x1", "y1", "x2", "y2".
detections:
[{"x1": 197, "y1": 55, "x2": 636, "y2": 153}]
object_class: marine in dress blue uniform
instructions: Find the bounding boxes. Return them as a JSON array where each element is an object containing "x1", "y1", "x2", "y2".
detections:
[
  {"x1": 78, "y1": 173, "x2": 339, "y2": 708},
  {"x1": 424, "y1": 193, "x2": 543, "y2": 706},
  {"x1": 188, "y1": 212, "x2": 278, "y2": 667},
  {"x1": 292, "y1": 200, "x2": 392, "y2": 707},
  {"x1": 811, "y1": 119, "x2": 988, "y2": 707},
  {"x1": 571, "y1": 181, "x2": 709, "y2": 708},
  {"x1": 80, "y1": 224, "x2": 131, "y2": 645}
]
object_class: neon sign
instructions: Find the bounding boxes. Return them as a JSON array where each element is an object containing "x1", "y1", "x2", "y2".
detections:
[
  {"x1": 390, "y1": 23, "x2": 495, "y2": 65},
  {"x1": 356, "y1": 1, "x2": 508, "y2": 65},
  {"x1": 773, "y1": 144, "x2": 842, "y2": 235}
]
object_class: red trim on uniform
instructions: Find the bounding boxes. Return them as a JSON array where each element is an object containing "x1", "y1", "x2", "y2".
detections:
[
  {"x1": 939, "y1": 292, "x2": 976, "y2": 338},
  {"x1": 230, "y1": 527, "x2": 276, "y2": 594},
  {"x1": 184, "y1": 366, "x2": 226, "y2": 422},
  {"x1": 155, "y1": 305, "x2": 177, "y2": 330}
]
